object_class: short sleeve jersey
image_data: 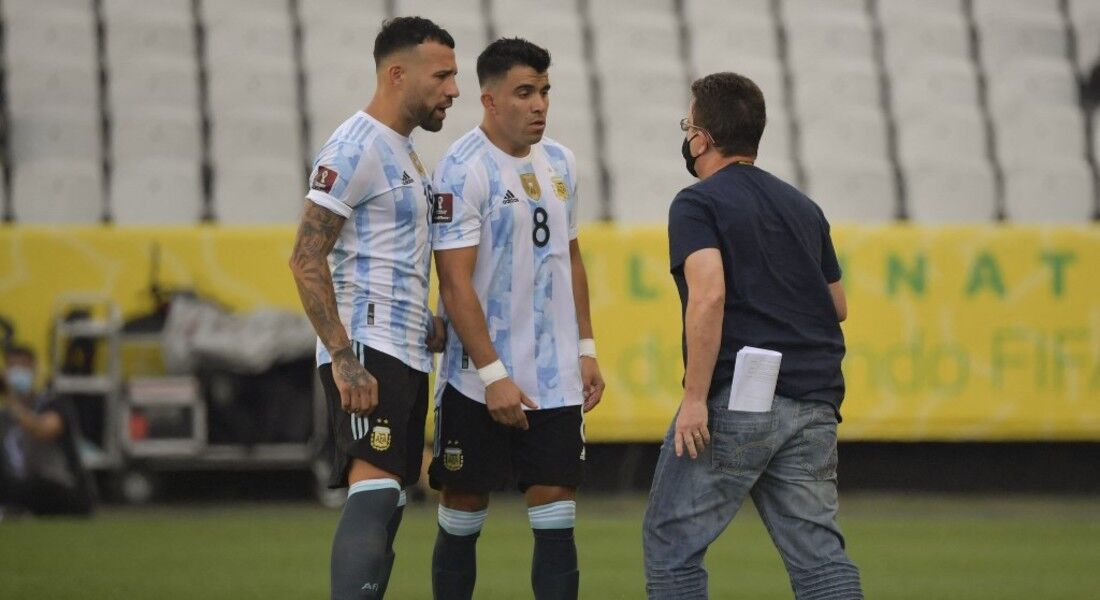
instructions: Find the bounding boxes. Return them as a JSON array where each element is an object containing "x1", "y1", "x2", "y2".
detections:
[
  {"x1": 306, "y1": 111, "x2": 434, "y2": 373},
  {"x1": 667, "y1": 163, "x2": 846, "y2": 409},
  {"x1": 430, "y1": 128, "x2": 583, "y2": 410}
]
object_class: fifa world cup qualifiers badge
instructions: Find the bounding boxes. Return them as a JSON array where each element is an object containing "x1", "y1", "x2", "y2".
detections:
[
  {"x1": 370, "y1": 418, "x2": 392, "y2": 451},
  {"x1": 432, "y1": 193, "x2": 454, "y2": 223},
  {"x1": 443, "y1": 442, "x2": 463, "y2": 471},
  {"x1": 311, "y1": 166, "x2": 337, "y2": 193}
]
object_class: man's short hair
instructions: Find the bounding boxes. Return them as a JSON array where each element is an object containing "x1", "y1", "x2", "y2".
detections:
[
  {"x1": 690, "y1": 72, "x2": 766, "y2": 157},
  {"x1": 3, "y1": 344, "x2": 35, "y2": 363},
  {"x1": 476, "y1": 37, "x2": 551, "y2": 87},
  {"x1": 373, "y1": 16, "x2": 455, "y2": 66}
]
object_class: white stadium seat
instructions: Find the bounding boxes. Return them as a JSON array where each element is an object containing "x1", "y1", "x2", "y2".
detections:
[
  {"x1": 904, "y1": 159, "x2": 997, "y2": 223},
  {"x1": 890, "y1": 60, "x2": 980, "y2": 119},
  {"x1": 203, "y1": 15, "x2": 294, "y2": 67},
  {"x1": 590, "y1": 0, "x2": 675, "y2": 21},
  {"x1": 782, "y1": 0, "x2": 865, "y2": 22},
  {"x1": 1070, "y1": 0, "x2": 1100, "y2": 72},
  {"x1": 593, "y1": 13, "x2": 679, "y2": 65},
  {"x1": 599, "y1": 58, "x2": 689, "y2": 116},
  {"x1": 977, "y1": 14, "x2": 1067, "y2": 70},
  {"x1": 207, "y1": 62, "x2": 298, "y2": 115},
  {"x1": 785, "y1": 14, "x2": 874, "y2": 64},
  {"x1": 102, "y1": 0, "x2": 192, "y2": 22},
  {"x1": 882, "y1": 15, "x2": 971, "y2": 72},
  {"x1": 973, "y1": 0, "x2": 1060, "y2": 20},
  {"x1": 896, "y1": 108, "x2": 987, "y2": 164},
  {"x1": 105, "y1": 18, "x2": 195, "y2": 66},
  {"x1": 9, "y1": 110, "x2": 102, "y2": 164},
  {"x1": 111, "y1": 159, "x2": 204, "y2": 225},
  {"x1": 757, "y1": 110, "x2": 792, "y2": 170},
  {"x1": 2, "y1": 0, "x2": 90, "y2": 19},
  {"x1": 5, "y1": 61, "x2": 98, "y2": 114},
  {"x1": 800, "y1": 111, "x2": 889, "y2": 162},
  {"x1": 690, "y1": 13, "x2": 778, "y2": 71},
  {"x1": 210, "y1": 111, "x2": 302, "y2": 165},
  {"x1": 792, "y1": 61, "x2": 881, "y2": 119},
  {"x1": 996, "y1": 108, "x2": 1086, "y2": 164},
  {"x1": 1004, "y1": 159, "x2": 1095, "y2": 223},
  {"x1": 803, "y1": 158, "x2": 896, "y2": 223},
  {"x1": 987, "y1": 59, "x2": 1080, "y2": 118},
  {"x1": 607, "y1": 157, "x2": 693, "y2": 225},
  {"x1": 112, "y1": 110, "x2": 202, "y2": 162},
  {"x1": 109, "y1": 61, "x2": 200, "y2": 114},
  {"x1": 4, "y1": 11, "x2": 96, "y2": 66},
  {"x1": 13, "y1": 159, "x2": 104, "y2": 224},
  {"x1": 877, "y1": 0, "x2": 961, "y2": 25},
  {"x1": 213, "y1": 159, "x2": 305, "y2": 224}
]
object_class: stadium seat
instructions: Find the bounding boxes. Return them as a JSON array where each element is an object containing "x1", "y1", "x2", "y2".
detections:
[
  {"x1": 603, "y1": 104, "x2": 685, "y2": 172},
  {"x1": 599, "y1": 58, "x2": 689, "y2": 117},
  {"x1": 800, "y1": 111, "x2": 889, "y2": 162},
  {"x1": 572, "y1": 161, "x2": 603, "y2": 224},
  {"x1": 203, "y1": 15, "x2": 295, "y2": 67},
  {"x1": 757, "y1": 157, "x2": 797, "y2": 186},
  {"x1": 105, "y1": 17, "x2": 195, "y2": 66},
  {"x1": 200, "y1": 0, "x2": 289, "y2": 21},
  {"x1": 972, "y1": 0, "x2": 1060, "y2": 20},
  {"x1": 210, "y1": 111, "x2": 302, "y2": 165},
  {"x1": 889, "y1": 60, "x2": 980, "y2": 119},
  {"x1": 882, "y1": 15, "x2": 972, "y2": 73},
  {"x1": 109, "y1": 61, "x2": 200, "y2": 114},
  {"x1": 976, "y1": 14, "x2": 1067, "y2": 70},
  {"x1": 489, "y1": 3, "x2": 584, "y2": 61},
  {"x1": 3, "y1": 11, "x2": 96, "y2": 66},
  {"x1": 102, "y1": 0, "x2": 192, "y2": 22},
  {"x1": 546, "y1": 105, "x2": 597, "y2": 169},
  {"x1": 9, "y1": 110, "x2": 102, "y2": 164},
  {"x1": 5, "y1": 61, "x2": 98, "y2": 115},
  {"x1": 757, "y1": 110, "x2": 792, "y2": 169},
  {"x1": 12, "y1": 159, "x2": 104, "y2": 224},
  {"x1": 1069, "y1": 0, "x2": 1100, "y2": 73},
  {"x1": 784, "y1": 14, "x2": 874, "y2": 65},
  {"x1": 792, "y1": 60, "x2": 881, "y2": 119},
  {"x1": 1004, "y1": 159, "x2": 1095, "y2": 223},
  {"x1": 877, "y1": 0, "x2": 961, "y2": 25},
  {"x1": 112, "y1": 110, "x2": 202, "y2": 162},
  {"x1": 693, "y1": 56, "x2": 786, "y2": 110},
  {"x1": 207, "y1": 62, "x2": 298, "y2": 116},
  {"x1": 111, "y1": 160, "x2": 204, "y2": 224},
  {"x1": 803, "y1": 157, "x2": 896, "y2": 222},
  {"x1": 305, "y1": 64, "x2": 377, "y2": 152},
  {"x1": 689, "y1": 12, "x2": 778, "y2": 70},
  {"x1": 987, "y1": 59, "x2": 1080, "y2": 119},
  {"x1": 592, "y1": 13, "x2": 679, "y2": 65},
  {"x1": 904, "y1": 159, "x2": 997, "y2": 222},
  {"x1": 589, "y1": 0, "x2": 675, "y2": 21},
  {"x1": 2, "y1": 0, "x2": 90, "y2": 19},
  {"x1": 607, "y1": 157, "x2": 693, "y2": 225},
  {"x1": 895, "y1": 108, "x2": 988, "y2": 164},
  {"x1": 213, "y1": 159, "x2": 305, "y2": 224},
  {"x1": 781, "y1": 0, "x2": 864, "y2": 22},
  {"x1": 996, "y1": 108, "x2": 1086, "y2": 164}
]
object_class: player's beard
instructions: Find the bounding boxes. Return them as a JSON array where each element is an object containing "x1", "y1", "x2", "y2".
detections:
[{"x1": 417, "y1": 99, "x2": 446, "y2": 132}]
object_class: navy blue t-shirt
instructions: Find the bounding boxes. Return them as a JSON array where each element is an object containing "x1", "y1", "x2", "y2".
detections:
[{"x1": 668, "y1": 162, "x2": 846, "y2": 409}]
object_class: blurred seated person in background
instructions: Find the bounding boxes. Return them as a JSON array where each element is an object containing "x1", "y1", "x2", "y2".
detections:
[{"x1": 0, "y1": 345, "x2": 96, "y2": 518}]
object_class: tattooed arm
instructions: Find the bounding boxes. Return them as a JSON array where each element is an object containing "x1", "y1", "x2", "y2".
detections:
[{"x1": 289, "y1": 201, "x2": 378, "y2": 415}]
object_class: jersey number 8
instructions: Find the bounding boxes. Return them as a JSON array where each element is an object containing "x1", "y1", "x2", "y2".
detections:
[{"x1": 532, "y1": 207, "x2": 550, "y2": 248}]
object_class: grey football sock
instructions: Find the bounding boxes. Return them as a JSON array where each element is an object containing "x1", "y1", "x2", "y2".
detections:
[{"x1": 330, "y1": 481, "x2": 400, "y2": 600}]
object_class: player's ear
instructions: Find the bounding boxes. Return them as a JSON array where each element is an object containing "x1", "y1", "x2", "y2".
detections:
[
  {"x1": 385, "y1": 63, "x2": 404, "y2": 88},
  {"x1": 480, "y1": 90, "x2": 495, "y2": 112}
]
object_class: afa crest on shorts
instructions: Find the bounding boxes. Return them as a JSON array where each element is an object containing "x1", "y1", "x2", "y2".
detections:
[
  {"x1": 371, "y1": 418, "x2": 392, "y2": 451},
  {"x1": 443, "y1": 442, "x2": 463, "y2": 471}
]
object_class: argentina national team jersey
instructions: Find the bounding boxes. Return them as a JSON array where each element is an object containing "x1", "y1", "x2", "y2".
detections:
[
  {"x1": 431, "y1": 127, "x2": 583, "y2": 409},
  {"x1": 306, "y1": 111, "x2": 434, "y2": 373}
]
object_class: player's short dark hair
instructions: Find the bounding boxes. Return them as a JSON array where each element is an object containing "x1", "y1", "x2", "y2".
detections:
[
  {"x1": 3, "y1": 344, "x2": 35, "y2": 363},
  {"x1": 690, "y1": 72, "x2": 766, "y2": 157},
  {"x1": 373, "y1": 16, "x2": 455, "y2": 65},
  {"x1": 476, "y1": 37, "x2": 551, "y2": 87}
]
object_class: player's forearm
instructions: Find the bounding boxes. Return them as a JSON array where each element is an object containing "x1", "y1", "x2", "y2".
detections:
[
  {"x1": 289, "y1": 203, "x2": 350, "y2": 354},
  {"x1": 570, "y1": 246, "x2": 595, "y2": 340},
  {"x1": 683, "y1": 295, "x2": 724, "y2": 402},
  {"x1": 439, "y1": 277, "x2": 498, "y2": 368}
]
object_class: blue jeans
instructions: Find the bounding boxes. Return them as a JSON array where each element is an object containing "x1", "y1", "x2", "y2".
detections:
[{"x1": 643, "y1": 391, "x2": 862, "y2": 599}]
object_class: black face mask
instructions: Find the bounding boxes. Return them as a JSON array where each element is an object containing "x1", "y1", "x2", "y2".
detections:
[{"x1": 681, "y1": 136, "x2": 699, "y2": 178}]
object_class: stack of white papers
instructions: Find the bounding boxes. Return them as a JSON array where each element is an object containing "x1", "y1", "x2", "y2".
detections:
[{"x1": 727, "y1": 346, "x2": 783, "y2": 412}]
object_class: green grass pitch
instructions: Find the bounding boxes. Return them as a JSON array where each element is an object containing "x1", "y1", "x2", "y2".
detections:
[{"x1": 2, "y1": 493, "x2": 1098, "y2": 599}]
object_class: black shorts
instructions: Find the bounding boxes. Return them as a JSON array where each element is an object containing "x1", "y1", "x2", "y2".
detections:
[
  {"x1": 319, "y1": 341, "x2": 429, "y2": 489},
  {"x1": 428, "y1": 384, "x2": 585, "y2": 493}
]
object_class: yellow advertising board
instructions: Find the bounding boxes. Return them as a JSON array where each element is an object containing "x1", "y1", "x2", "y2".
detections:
[{"x1": 1, "y1": 224, "x2": 1098, "y2": 441}]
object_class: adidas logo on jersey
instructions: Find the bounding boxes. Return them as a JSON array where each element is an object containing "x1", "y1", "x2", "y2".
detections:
[
  {"x1": 401, "y1": 171, "x2": 415, "y2": 185},
  {"x1": 502, "y1": 189, "x2": 519, "y2": 204}
]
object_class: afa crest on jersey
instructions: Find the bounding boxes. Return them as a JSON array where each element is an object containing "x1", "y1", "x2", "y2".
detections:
[{"x1": 551, "y1": 176, "x2": 568, "y2": 201}]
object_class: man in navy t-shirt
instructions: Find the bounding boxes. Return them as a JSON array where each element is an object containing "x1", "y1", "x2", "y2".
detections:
[{"x1": 642, "y1": 73, "x2": 863, "y2": 599}]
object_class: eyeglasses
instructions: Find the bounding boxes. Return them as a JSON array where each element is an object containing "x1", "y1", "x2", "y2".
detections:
[{"x1": 679, "y1": 117, "x2": 698, "y2": 132}]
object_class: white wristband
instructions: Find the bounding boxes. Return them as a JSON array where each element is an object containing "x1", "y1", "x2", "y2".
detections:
[
  {"x1": 578, "y1": 338, "x2": 597, "y2": 358},
  {"x1": 477, "y1": 359, "x2": 509, "y2": 387}
]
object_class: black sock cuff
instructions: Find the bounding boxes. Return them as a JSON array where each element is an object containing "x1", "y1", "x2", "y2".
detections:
[{"x1": 532, "y1": 527, "x2": 574, "y2": 541}]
